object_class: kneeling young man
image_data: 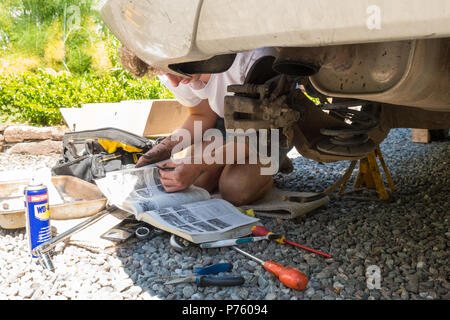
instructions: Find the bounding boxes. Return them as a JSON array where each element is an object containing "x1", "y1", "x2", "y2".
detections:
[{"x1": 119, "y1": 46, "x2": 285, "y2": 206}]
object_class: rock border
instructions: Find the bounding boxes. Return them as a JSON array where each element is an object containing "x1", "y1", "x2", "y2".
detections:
[{"x1": 0, "y1": 124, "x2": 68, "y2": 155}]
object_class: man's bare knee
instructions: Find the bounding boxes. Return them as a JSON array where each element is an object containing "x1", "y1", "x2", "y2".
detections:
[
  {"x1": 193, "y1": 166, "x2": 223, "y2": 193},
  {"x1": 220, "y1": 188, "x2": 252, "y2": 207},
  {"x1": 219, "y1": 172, "x2": 273, "y2": 206}
]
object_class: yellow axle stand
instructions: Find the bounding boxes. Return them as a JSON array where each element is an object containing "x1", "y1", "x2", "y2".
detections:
[{"x1": 338, "y1": 146, "x2": 395, "y2": 201}]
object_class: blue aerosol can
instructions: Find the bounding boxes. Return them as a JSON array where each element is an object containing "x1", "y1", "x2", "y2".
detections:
[{"x1": 24, "y1": 178, "x2": 52, "y2": 258}]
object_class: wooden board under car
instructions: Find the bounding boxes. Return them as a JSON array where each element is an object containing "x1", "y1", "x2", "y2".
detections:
[
  {"x1": 412, "y1": 128, "x2": 449, "y2": 143},
  {"x1": 411, "y1": 129, "x2": 431, "y2": 143}
]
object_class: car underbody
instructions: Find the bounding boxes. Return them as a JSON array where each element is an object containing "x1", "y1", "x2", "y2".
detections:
[{"x1": 101, "y1": 0, "x2": 450, "y2": 162}]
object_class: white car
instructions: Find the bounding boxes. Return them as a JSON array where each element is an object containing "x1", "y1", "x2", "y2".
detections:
[{"x1": 101, "y1": 0, "x2": 450, "y2": 162}]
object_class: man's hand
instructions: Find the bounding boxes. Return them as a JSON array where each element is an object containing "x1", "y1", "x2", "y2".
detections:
[
  {"x1": 157, "y1": 160, "x2": 204, "y2": 192},
  {"x1": 135, "y1": 138, "x2": 173, "y2": 168},
  {"x1": 136, "y1": 98, "x2": 217, "y2": 169}
]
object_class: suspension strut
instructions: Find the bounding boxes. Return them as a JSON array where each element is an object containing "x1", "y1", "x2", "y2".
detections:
[{"x1": 315, "y1": 99, "x2": 381, "y2": 157}]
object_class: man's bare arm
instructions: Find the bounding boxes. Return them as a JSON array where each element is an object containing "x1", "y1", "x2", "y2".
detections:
[{"x1": 135, "y1": 99, "x2": 217, "y2": 167}]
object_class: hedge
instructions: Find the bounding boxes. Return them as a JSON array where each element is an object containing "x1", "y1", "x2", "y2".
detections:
[{"x1": 0, "y1": 69, "x2": 174, "y2": 125}]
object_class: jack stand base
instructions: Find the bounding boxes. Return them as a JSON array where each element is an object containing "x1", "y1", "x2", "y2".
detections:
[{"x1": 338, "y1": 146, "x2": 395, "y2": 201}]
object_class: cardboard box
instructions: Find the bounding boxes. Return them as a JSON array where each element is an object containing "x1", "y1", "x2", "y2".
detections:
[{"x1": 60, "y1": 99, "x2": 189, "y2": 137}]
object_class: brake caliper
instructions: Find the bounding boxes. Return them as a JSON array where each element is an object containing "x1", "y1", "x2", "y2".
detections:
[{"x1": 224, "y1": 74, "x2": 300, "y2": 148}]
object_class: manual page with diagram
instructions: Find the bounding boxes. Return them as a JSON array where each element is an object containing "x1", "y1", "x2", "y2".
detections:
[{"x1": 95, "y1": 166, "x2": 259, "y2": 243}]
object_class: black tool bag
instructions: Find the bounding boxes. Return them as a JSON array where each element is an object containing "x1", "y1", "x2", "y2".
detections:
[{"x1": 51, "y1": 128, "x2": 153, "y2": 183}]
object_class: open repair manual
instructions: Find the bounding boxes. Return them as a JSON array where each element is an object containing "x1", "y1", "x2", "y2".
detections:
[{"x1": 94, "y1": 166, "x2": 259, "y2": 243}]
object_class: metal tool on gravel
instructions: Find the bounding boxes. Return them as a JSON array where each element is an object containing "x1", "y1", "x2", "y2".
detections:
[
  {"x1": 169, "y1": 234, "x2": 192, "y2": 251},
  {"x1": 32, "y1": 204, "x2": 118, "y2": 271},
  {"x1": 199, "y1": 234, "x2": 280, "y2": 248},
  {"x1": 251, "y1": 225, "x2": 332, "y2": 258},
  {"x1": 135, "y1": 226, "x2": 151, "y2": 240},
  {"x1": 135, "y1": 225, "x2": 165, "y2": 240},
  {"x1": 164, "y1": 262, "x2": 245, "y2": 287}
]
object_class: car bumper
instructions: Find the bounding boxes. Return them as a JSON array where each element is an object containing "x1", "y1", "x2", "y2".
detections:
[{"x1": 101, "y1": 0, "x2": 450, "y2": 73}]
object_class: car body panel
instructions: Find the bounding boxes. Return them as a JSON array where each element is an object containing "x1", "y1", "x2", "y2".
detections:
[
  {"x1": 307, "y1": 39, "x2": 450, "y2": 111},
  {"x1": 100, "y1": 0, "x2": 204, "y2": 74},
  {"x1": 101, "y1": 0, "x2": 450, "y2": 72},
  {"x1": 197, "y1": 0, "x2": 450, "y2": 53}
]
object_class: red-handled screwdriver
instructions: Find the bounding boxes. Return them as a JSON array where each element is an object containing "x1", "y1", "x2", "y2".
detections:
[
  {"x1": 232, "y1": 246, "x2": 308, "y2": 291},
  {"x1": 251, "y1": 226, "x2": 332, "y2": 258}
]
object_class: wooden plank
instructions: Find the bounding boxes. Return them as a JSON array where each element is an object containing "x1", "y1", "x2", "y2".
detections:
[{"x1": 411, "y1": 129, "x2": 431, "y2": 143}]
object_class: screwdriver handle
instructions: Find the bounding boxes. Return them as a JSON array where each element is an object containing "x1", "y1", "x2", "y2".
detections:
[
  {"x1": 193, "y1": 263, "x2": 232, "y2": 275},
  {"x1": 263, "y1": 260, "x2": 284, "y2": 276},
  {"x1": 264, "y1": 260, "x2": 308, "y2": 291},
  {"x1": 251, "y1": 226, "x2": 285, "y2": 244},
  {"x1": 232, "y1": 247, "x2": 308, "y2": 291},
  {"x1": 196, "y1": 275, "x2": 245, "y2": 287},
  {"x1": 279, "y1": 266, "x2": 308, "y2": 291},
  {"x1": 251, "y1": 225, "x2": 272, "y2": 236}
]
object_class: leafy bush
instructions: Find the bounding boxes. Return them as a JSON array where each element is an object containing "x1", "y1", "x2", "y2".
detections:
[
  {"x1": 0, "y1": 68, "x2": 174, "y2": 125},
  {"x1": 1, "y1": 0, "x2": 117, "y2": 76},
  {"x1": 66, "y1": 48, "x2": 92, "y2": 74}
]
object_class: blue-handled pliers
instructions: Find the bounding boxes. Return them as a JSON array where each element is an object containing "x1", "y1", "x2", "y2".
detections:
[{"x1": 164, "y1": 263, "x2": 244, "y2": 287}]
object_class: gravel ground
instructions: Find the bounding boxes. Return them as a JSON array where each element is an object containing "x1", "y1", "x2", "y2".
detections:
[{"x1": 0, "y1": 128, "x2": 448, "y2": 300}]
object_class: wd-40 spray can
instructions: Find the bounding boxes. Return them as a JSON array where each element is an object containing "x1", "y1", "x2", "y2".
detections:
[{"x1": 24, "y1": 179, "x2": 52, "y2": 258}]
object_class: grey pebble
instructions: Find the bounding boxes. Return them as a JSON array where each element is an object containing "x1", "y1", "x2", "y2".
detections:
[
  {"x1": 238, "y1": 288, "x2": 249, "y2": 299},
  {"x1": 305, "y1": 287, "x2": 315, "y2": 297},
  {"x1": 316, "y1": 268, "x2": 333, "y2": 279},
  {"x1": 182, "y1": 286, "x2": 195, "y2": 299},
  {"x1": 191, "y1": 293, "x2": 204, "y2": 300},
  {"x1": 230, "y1": 292, "x2": 241, "y2": 300},
  {"x1": 257, "y1": 275, "x2": 269, "y2": 288},
  {"x1": 265, "y1": 292, "x2": 277, "y2": 300}
]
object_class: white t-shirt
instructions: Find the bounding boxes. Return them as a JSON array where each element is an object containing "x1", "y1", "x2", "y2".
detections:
[{"x1": 158, "y1": 47, "x2": 277, "y2": 118}]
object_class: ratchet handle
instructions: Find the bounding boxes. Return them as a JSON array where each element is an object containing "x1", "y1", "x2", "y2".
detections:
[
  {"x1": 196, "y1": 275, "x2": 245, "y2": 287},
  {"x1": 193, "y1": 263, "x2": 232, "y2": 275}
]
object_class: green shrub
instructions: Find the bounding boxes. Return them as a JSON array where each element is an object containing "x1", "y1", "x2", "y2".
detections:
[
  {"x1": 0, "y1": 69, "x2": 174, "y2": 125},
  {"x1": 0, "y1": 0, "x2": 116, "y2": 76},
  {"x1": 66, "y1": 48, "x2": 92, "y2": 74}
]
